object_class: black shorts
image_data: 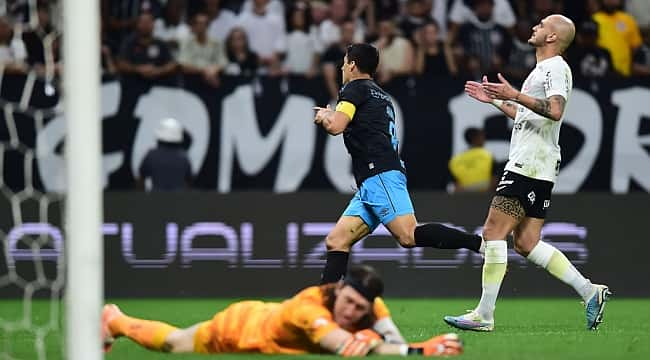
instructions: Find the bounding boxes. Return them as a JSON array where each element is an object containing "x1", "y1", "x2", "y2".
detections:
[{"x1": 495, "y1": 170, "x2": 554, "y2": 219}]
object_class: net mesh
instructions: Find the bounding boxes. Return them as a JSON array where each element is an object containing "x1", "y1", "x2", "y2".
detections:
[{"x1": 1, "y1": 1, "x2": 65, "y2": 359}]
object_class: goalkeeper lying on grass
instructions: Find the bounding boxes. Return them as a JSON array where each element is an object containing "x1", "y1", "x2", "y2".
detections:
[{"x1": 102, "y1": 265, "x2": 462, "y2": 357}]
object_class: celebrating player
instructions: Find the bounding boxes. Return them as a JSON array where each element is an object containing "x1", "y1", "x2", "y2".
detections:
[
  {"x1": 443, "y1": 15, "x2": 610, "y2": 332},
  {"x1": 101, "y1": 265, "x2": 462, "y2": 356},
  {"x1": 314, "y1": 43, "x2": 483, "y2": 285}
]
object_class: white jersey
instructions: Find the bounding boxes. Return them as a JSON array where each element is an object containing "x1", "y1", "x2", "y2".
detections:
[{"x1": 505, "y1": 55, "x2": 572, "y2": 183}]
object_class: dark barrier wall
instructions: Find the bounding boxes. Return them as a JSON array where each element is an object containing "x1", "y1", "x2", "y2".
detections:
[
  {"x1": 2, "y1": 74, "x2": 649, "y2": 194},
  {"x1": 1, "y1": 192, "x2": 649, "y2": 297}
]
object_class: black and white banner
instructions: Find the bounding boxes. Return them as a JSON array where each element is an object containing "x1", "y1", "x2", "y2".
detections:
[{"x1": 2, "y1": 74, "x2": 649, "y2": 193}]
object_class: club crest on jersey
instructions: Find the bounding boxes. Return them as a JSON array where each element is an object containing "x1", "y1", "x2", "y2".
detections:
[{"x1": 527, "y1": 191, "x2": 536, "y2": 204}]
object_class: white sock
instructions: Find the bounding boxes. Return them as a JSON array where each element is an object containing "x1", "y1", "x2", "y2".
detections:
[
  {"x1": 527, "y1": 241, "x2": 594, "y2": 302},
  {"x1": 476, "y1": 240, "x2": 508, "y2": 321}
]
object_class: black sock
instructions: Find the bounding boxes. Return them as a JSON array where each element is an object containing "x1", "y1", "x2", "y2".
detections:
[
  {"x1": 320, "y1": 251, "x2": 349, "y2": 284},
  {"x1": 414, "y1": 223, "x2": 482, "y2": 253}
]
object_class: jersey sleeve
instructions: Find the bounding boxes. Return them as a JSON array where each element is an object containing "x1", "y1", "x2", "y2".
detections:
[
  {"x1": 287, "y1": 300, "x2": 340, "y2": 344},
  {"x1": 543, "y1": 61, "x2": 571, "y2": 100},
  {"x1": 372, "y1": 297, "x2": 391, "y2": 320},
  {"x1": 337, "y1": 81, "x2": 367, "y2": 120},
  {"x1": 338, "y1": 81, "x2": 367, "y2": 109}
]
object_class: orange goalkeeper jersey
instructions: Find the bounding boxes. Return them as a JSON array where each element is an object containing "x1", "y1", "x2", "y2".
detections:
[{"x1": 193, "y1": 285, "x2": 391, "y2": 354}]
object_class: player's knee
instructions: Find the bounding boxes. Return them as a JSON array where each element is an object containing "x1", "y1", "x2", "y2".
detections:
[
  {"x1": 395, "y1": 233, "x2": 415, "y2": 248},
  {"x1": 513, "y1": 237, "x2": 537, "y2": 256},
  {"x1": 482, "y1": 221, "x2": 508, "y2": 240},
  {"x1": 325, "y1": 234, "x2": 352, "y2": 251},
  {"x1": 165, "y1": 329, "x2": 195, "y2": 353}
]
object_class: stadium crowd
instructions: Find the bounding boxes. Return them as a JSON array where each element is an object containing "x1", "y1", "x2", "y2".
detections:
[
  {"x1": 1, "y1": 0, "x2": 649, "y2": 192},
  {"x1": 1, "y1": 0, "x2": 649, "y2": 93}
]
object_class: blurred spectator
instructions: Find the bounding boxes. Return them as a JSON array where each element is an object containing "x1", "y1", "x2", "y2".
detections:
[
  {"x1": 430, "y1": 0, "x2": 452, "y2": 40},
  {"x1": 319, "y1": 0, "x2": 365, "y2": 48},
  {"x1": 413, "y1": 21, "x2": 457, "y2": 78},
  {"x1": 592, "y1": 0, "x2": 642, "y2": 76},
  {"x1": 0, "y1": 16, "x2": 28, "y2": 74},
  {"x1": 567, "y1": 20, "x2": 614, "y2": 80},
  {"x1": 22, "y1": 2, "x2": 62, "y2": 77},
  {"x1": 137, "y1": 118, "x2": 193, "y2": 191},
  {"x1": 105, "y1": 0, "x2": 162, "y2": 48},
  {"x1": 3, "y1": 0, "x2": 29, "y2": 24},
  {"x1": 532, "y1": 0, "x2": 564, "y2": 22},
  {"x1": 116, "y1": 13, "x2": 177, "y2": 85},
  {"x1": 375, "y1": 0, "x2": 401, "y2": 25},
  {"x1": 205, "y1": 0, "x2": 237, "y2": 42},
  {"x1": 448, "y1": 127, "x2": 494, "y2": 193},
  {"x1": 349, "y1": 0, "x2": 377, "y2": 39},
  {"x1": 374, "y1": 18, "x2": 414, "y2": 84},
  {"x1": 321, "y1": 19, "x2": 355, "y2": 102},
  {"x1": 240, "y1": 0, "x2": 285, "y2": 18},
  {"x1": 456, "y1": 0, "x2": 510, "y2": 79},
  {"x1": 513, "y1": 0, "x2": 564, "y2": 23},
  {"x1": 631, "y1": 28, "x2": 650, "y2": 77},
  {"x1": 503, "y1": 19, "x2": 536, "y2": 84},
  {"x1": 625, "y1": 0, "x2": 650, "y2": 31},
  {"x1": 283, "y1": 1, "x2": 319, "y2": 77},
  {"x1": 399, "y1": 0, "x2": 432, "y2": 41},
  {"x1": 178, "y1": 13, "x2": 227, "y2": 87},
  {"x1": 223, "y1": 27, "x2": 259, "y2": 77},
  {"x1": 153, "y1": 0, "x2": 191, "y2": 57},
  {"x1": 447, "y1": 0, "x2": 515, "y2": 45},
  {"x1": 101, "y1": 31, "x2": 118, "y2": 76},
  {"x1": 236, "y1": 0, "x2": 286, "y2": 75}
]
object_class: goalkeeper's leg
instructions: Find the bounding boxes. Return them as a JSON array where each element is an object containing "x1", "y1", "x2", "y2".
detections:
[{"x1": 102, "y1": 304, "x2": 201, "y2": 353}]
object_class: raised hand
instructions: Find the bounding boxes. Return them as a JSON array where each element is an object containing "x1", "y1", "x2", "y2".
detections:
[
  {"x1": 482, "y1": 73, "x2": 520, "y2": 101},
  {"x1": 465, "y1": 77, "x2": 492, "y2": 103}
]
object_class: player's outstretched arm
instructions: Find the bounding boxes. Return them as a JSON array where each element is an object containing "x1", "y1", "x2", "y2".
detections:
[
  {"x1": 483, "y1": 73, "x2": 566, "y2": 121},
  {"x1": 320, "y1": 328, "x2": 463, "y2": 356},
  {"x1": 320, "y1": 328, "x2": 383, "y2": 356},
  {"x1": 465, "y1": 76, "x2": 518, "y2": 120}
]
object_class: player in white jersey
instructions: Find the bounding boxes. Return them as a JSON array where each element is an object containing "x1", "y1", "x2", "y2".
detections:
[{"x1": 443, "y1": 15, "x2": 611, "y2": 332}]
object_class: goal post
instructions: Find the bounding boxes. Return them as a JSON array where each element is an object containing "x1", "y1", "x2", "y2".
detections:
[{"x1": 62, "y1": 0, "x2": 103, "y2": 359}]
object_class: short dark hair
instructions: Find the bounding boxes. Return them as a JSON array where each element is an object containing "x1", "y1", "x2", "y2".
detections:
[
  {"x1": 464, "y1": 127, "x2": 482, "y2": 144},
  {"x1": 343, "y1": 265, "x2": 384, "y2": 302},
  {"x1": 345, "y1": 43, "x2": 379, "y2": 76}
]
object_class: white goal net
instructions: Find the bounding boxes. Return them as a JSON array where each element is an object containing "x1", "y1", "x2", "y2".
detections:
[{"x1": 1, "y1": 0, "x2": 101, "y2": 359}]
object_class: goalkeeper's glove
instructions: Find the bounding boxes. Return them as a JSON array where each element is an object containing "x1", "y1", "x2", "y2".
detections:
[
  {"x1": 408, "y1": 333, "x2": 463, "y2": 356},
  {"x1": 337, "y1": 329, "x2": 383, "y2": 357}
]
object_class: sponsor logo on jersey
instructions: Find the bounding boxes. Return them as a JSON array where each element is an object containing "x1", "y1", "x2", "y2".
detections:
[
  {"x1": 515, "y1": 163, "x2": 523, "y2": 168},
  {"x1": 543, "y1": 200, "x2": 551, "y2": 209}
]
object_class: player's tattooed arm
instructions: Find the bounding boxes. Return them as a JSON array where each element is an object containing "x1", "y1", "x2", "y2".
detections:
[
  {"x1": 494, "y1": 101, "x2": 519, "y2": 120},
  {"x1": 481, "y1": 73, "x2": 566, "y2": 121},
  {"x1": 530, "y1": 95, "x2": 566, "y2": 121}
]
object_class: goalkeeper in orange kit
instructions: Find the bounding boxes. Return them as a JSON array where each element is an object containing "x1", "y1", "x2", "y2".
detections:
[{"x1": 102, "y1": 266, "x2": 462, "y2": 356}]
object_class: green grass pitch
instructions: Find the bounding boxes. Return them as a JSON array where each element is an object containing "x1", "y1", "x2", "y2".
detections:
[{"x1": 1, "y1": 298, "x2": 649, "y2": 359}]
